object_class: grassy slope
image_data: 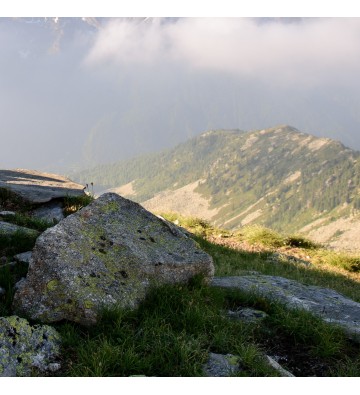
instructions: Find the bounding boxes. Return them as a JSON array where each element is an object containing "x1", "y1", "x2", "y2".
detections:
[
  {"x1": 1, "y1": 191, "x2": 359, "y2": 376},
  {"x1": 72, "y1": 126, "x2": 360, "y2": 233},
  {"x1": 56, "y1": 215, "x2": 360, "y2": 377}
]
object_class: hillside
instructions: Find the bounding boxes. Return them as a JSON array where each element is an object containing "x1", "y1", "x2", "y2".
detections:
[{"x1": 72, "y1": 125, "x2": 360, "y2": 250}]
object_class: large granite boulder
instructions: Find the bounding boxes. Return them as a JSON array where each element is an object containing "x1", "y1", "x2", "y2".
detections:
[
  {"x1": 13, "y1": 193, "x2": 214, "y2": 325},
  {"x1": 0, "y1": 316, "x2": 61, "y2": 377},
  {"x1": 0, "y1": 169, "x2": 86, "y2": 204}
]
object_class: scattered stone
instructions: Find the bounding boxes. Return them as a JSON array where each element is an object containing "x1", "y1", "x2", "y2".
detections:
[
  {"x1": 0, "y1": 221, "x2": 39, "y2": 237},
  {"x1": 265, "y1": 355, "x2": 295, "y2": 377},
  {"x1": 0, "y1": 316, "x2": 61, "y2": 377},
  {"x1": 0, "y1": 256, "x2": 7, "y2": 266},
  {"x1": 227, "y1": 307, "x2": 268, "y2": 324},
  {"x1": 0, "y1": 211, "x2": 16, "y2": 216},
  {"x1": 203, "y1": 353, "x2": 242, "y2": 377},
  {"x1": 212, "y1": 275, "x2": 360, "y2": 342},
  {"x1": 32, "y1": 200, "x2": 65, "y2": 223},
  {"x1": 267, "y1": 252, "x2": 311, "y2": 267},
  {"x1": 13, "y1": 193, "x2": 214, "y2": 325},
  {"x1": 0, "y1": 169, "x2": 86, "y2": 204},
  {"x1": 0, "y1": 287, "x2": 5, "y2": 296},
  {"x1": 13, "y1": 251, "x2": 32, "y2": 265}
]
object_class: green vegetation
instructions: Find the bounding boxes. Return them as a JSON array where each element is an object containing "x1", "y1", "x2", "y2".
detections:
[
  {"x1": 72, "y1": 126, "x2": 360, "y2": 233},
  {"x1": 51, "y1": 214, "x2": 360, "y2": 377},
  {"x1": 63, "y1": 194, "x2": 95, "y2": 216},
  {"x1": 0, "y1": 187, "x2": 32, "y2": 212},
  {"x1": 234, "y1": 224, "x2": 318, "y2": 249},
  {"x1": 0, "y1": 230, "x2": 39, "y2": 259},
  {"x1": 1, "y1": 189, "x2": 360, "y2": 376},
  {"x1": 1, "y1": 213, "x2": 54, "y2": 231}
]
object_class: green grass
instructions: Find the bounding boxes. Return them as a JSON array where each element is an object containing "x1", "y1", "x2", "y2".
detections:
[
  {"x1": 1, "y1": 213, "x2": 54, "y2": 232},
  {"x1": 63, "y1": 194, "x2": 95, "y2": 216},
  {"x1": 1, "y1": 207, "x2": 359, "y2": 377},
  {"x1": 0, "y1": 262, "x2": 29, "y2": 316},
  {"x1": 0, "y1": 230, "x2": 39, "y2": 258},
  {"x1": 0, "y1": 187, "x2": 34, "y2": 213},
  {"x1": 235, "y1": 224, "x2": 319, "y2": 249},
  {"x1": 55, "y1": 277, "x2": 360, "y2": 377}
]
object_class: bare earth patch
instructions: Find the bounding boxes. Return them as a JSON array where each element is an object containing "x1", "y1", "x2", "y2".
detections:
[
  {"x1": 107, "y1": 181, "x2": 136, "y2": 197},
  {"x1": 141, "y1": 180, "x2": 221, "y2": 221},
  {"x1": 307, "y1": 215, "x2": 360, "y2": 252}
]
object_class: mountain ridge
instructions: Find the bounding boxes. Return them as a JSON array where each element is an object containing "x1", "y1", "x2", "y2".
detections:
[{"x1": 72, "y1": 125, "x2": 360, "y2": 251}]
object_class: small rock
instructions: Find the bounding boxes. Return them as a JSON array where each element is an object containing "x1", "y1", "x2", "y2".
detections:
[
  {"x1": 13, "y1": 251, "x2": 32, "y2": 265},
  {"x1": 227, "y1": 307, "x2": 268, "y2": 323},
  {"x1": 203, "y1": 353, "x2": 241, "y2": 377},
  {"x1": 0, "y1": 211, "x2": 16, "y2": 216},
  {"x1": 265, "y1": 355, "x2": 295, "y2": 377},
  {"x1": 0, "y1": 287, "x2": 5, "y2": 296},
  {"x1": 47, "y1": 362, "x2": 61, "y2": 373}
]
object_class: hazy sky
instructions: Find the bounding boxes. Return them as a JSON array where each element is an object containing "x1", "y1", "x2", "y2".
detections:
[{"x1": 2, "y1": 15, "x2": 360, "y2": 171}]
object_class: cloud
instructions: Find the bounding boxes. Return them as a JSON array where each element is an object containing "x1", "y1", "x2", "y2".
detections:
[{"x1": 85, "y1": 17, "x2": 360, "y2": 87}]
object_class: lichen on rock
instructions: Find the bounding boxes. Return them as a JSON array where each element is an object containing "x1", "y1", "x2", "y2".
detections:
[
  {"x1": 0, "y1": 316, "x2": 61, "y2": 377},
  {"x1": 12, "y1": 193, "x2": 214, "y2": 325}
]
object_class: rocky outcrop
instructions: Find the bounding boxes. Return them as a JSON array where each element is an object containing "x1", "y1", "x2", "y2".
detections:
[
  {"x1": 212, "y1": 275, "x2": 360, "y2": 342},
  {"x1": 0, "y1": 169, "x2": 85, "y2": 204},
  {"x1": 12, "y1": 193, "x2": 214, "y2": 325},
  {"x1": 0, "y1": 316, "x2": 61, "y2": 377}
]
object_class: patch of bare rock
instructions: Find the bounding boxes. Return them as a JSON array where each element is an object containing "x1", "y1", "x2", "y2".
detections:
[
  {"x1": 212, "y1": 275, "x2": 360, "y2": 343},
  {"x1": 0, "y1": 169, "x2": 86, "y2": 204}
]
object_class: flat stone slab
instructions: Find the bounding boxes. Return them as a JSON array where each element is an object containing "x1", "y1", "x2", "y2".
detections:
[
  {"x1": 0, "y1": 221, "x2": 39, "y2": 237},
  {"x1": 13, "y1": 193, "x2": 214, "y2": 325},
  {"x1": 0, "y1": 169, "x2": 86, "y2": 204},
  {"x1": 212, "y1": 275, "x2": 360, "y2": 342}
]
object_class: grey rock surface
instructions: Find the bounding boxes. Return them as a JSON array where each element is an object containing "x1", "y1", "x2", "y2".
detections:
[
  {"x1": 212, "y1": 275, "x2": 360, "y2": 342},
  {"x1": 13, "y1": 193, "x2": 214, "y2": 325},
  {"x1": 0, "y1": 169, "x2": 85, "y2": 204},
  {"x1": 265, "y1": 355, "x2": 295, "y2": 377},
  {"x1": 0, "y1": 211, "x2": 16, "y2": 216},
  {"x1": 203, "y1": 353, "x2": 241, "y2": 377},
  {"x1": 0, "y1": 221, "x2": 39, "y2": 237},
  {"x1": 0, "y1": 316, "x2": 61, "y2": 377},
  {"x1": 14, "y1": 251, "x2": 33, "y2": 264},
  {"x1": 227, "y1": 307, "x2": 268, "y2": 323},
  {"x1": 32, "y1": 200, "x2": 65, "y2": 223}
]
